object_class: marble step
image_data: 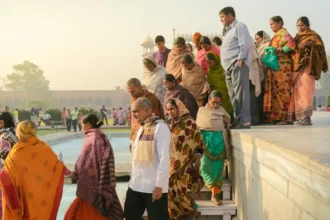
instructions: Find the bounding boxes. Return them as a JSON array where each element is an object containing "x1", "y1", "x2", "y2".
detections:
[
  {"x1": 142, "y1": 200, "x2": 237, "y2": 220},
  {"x1": 187, "y1": 179, "x2": 231, "y2": 200}
]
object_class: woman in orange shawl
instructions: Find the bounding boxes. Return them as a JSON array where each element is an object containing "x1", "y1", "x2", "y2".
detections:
[
  {"x1": 166, "y1": 37, "x2": 193, "y2": 83},
  {"x1": 288, "y1": 17, "x2": 328, "y2": 126},
  {"x1": 0, "y1": 121, "x2": 69, "y2": 220},
  {"x1": 264, "y1": 16, "x2": 296, "y2": 125}
]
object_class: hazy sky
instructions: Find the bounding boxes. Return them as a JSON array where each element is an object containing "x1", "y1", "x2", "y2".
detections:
[{"x1": 1, "y1": 0, "x2": 329, "y2": 90}]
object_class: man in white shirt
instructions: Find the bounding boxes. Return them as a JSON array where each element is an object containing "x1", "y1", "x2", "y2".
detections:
[{"x1": 124, "y1": 97, "x2": 170, "y2": 220}]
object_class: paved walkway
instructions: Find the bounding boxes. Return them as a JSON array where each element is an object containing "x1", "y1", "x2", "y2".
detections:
[{"x1": 233, "y1": 112, "x2": 330, "y2": 166}]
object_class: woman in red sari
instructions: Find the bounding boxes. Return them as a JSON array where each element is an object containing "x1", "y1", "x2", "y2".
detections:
[
  {"x1": 288, "y1": 17, "x2": 328, "y2": 125},
  {"x1": 263, "y1": 16, "x2": 296, "y2": 125}
]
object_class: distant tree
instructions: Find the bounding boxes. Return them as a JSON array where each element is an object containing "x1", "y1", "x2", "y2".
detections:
[{"x1": 5, "y1": 61, "x2": 50, "y2": 104}]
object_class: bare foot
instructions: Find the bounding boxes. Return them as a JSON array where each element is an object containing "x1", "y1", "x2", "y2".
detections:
[{"x1": 211, "y1": 197, "x2": 222, "y2": 206}]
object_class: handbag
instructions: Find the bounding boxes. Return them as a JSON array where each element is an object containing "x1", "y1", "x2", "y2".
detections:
[{"x1": 262, "y1": 46, "x2": 279, "y2": 71}]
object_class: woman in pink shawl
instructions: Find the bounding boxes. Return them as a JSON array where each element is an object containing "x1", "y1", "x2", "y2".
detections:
[
  {"x1": 117, "y1": 107, "x2": 126, "y2": 125},
  {"x1": 65, "y1": 114, "x2": 123, "y2": 220},
  {"x1": 197, "y1": 36, "x2": 220, "y2": 74}
]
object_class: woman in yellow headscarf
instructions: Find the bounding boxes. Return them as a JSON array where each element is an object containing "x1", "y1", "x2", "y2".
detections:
[{"x1": 0, "y1": 121, "x2": 69, "y2": 220}]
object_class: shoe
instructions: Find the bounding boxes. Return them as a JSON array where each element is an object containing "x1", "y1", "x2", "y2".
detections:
[{"x1": 230, "y1": 123, "x2": 251, "y2": 129}]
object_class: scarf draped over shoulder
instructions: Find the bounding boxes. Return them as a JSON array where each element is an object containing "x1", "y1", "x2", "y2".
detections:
[
  {"x1": 166, "y1": 47, "x2": 193, "y2": 80},
  {"x1": 293, "y1": 29, "x2": 328, "y2": 80},
  {"x1": 196, "y1": 104, "x2": 231, "y2": 160},
  {"x1": 142, "y1": 55, "x2": 167, "y2": 104},
  {"x1": 0, "y1": 121, "x2": 65, "y2": 220},
  {"x1": 75, "y1": 128, "x2": 123, "y2": 219},
  {"x1": 256, "y1": 31, "x2": 271, "y2": 61},
  {"x1": 181, "y1": 62, "x2": 210, "y2": 101}
]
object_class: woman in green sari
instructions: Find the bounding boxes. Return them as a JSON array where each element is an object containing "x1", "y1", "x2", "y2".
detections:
[
  {"x1": 205, "y1": 52, "x2": 234, "y2": 119},
  {"x1": 196, "y1": 90, "x2": 231, "y2": 206}
]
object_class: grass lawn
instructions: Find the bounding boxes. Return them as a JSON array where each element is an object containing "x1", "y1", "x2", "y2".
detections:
[{"x1": 36, "y1": 128, "x2": 130, "y2": 136}]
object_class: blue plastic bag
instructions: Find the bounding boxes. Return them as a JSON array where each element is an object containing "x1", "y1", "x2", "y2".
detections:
[{"x1": 262, "y1": 46, "x2": 279, "y2": 71}]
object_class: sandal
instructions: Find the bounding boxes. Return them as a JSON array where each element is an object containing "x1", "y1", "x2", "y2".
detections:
[
  {"x1": 297, "y1": 117, "x2": 312, "y2": 126},
  {"x1": 230, "y1": 123, "x2": 251, "y2": 129}
]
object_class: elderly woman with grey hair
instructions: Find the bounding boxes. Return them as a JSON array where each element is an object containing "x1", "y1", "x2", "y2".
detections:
[{"x1": 196, "y1": 90, "x2": 231, "y2": 206}]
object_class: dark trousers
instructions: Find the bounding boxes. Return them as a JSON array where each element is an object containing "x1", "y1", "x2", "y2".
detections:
[
  {"x1": 124, "y1": 188, "x2": 170, "y2": 220},
  {"x1": 225, "y1": 63, "x2": 251, "y2": 124},
  {"x1": 249, "y1": 81, "x2": 260, "y2": 125},
  {"x1": 72, "y1": 119, "x2": 78, "y2": 132},
  {"x1": 78, "y1": 122, "x2": 82, "y2": 131},
  {"x1": 66, "y1": 119, "x2": 72, "y2": 131},
  {"x1": 102, "y1": 115, "x2": 108, "y2": 125}
]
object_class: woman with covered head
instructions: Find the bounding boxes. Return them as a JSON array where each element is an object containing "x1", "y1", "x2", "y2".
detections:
[
  {"x1": 165, "y1": 98, "x2": 204, "y2": 220},
  {"x1": 264, "y1": 16, "x2": 296, "y2": 125},
  {"x1": 181, "y1": 54, "x2": 211, "y2": 107},
  {"x1": 197, "y1": 36, "x2": 220, "y2": 74},
  {"x1": 288, "y1": 17, "x2": 328, "y2": 126},
  {"x1": 255, "y1": 30, "x2": 271, "y2": 73},
  {"x1": 205, "y1": 52, "x2": 234, "y2": 119},
  {"x1": 0, "y1": 121, "x2": 70, "y2": 220},
  {"x1": 142, "y1": 55, "x2": 167, "y2": 105},
  {"x1": 0, "y1": 112, "x2": 17, "y2": 218},
  {"x1": 166, "y1": 37, "x2": 193, "y2": 83},
  {"x1": 192, "y1": 32, "x2": 203, "y2": 58},
  {"x1": 196, "y1": 90, "x2": 231, "y2": 206},
  {"x1": 163, "y1": 74, "x2": 199, "y2": 119},
  {"x1": 65, "y1": 114, "x2": 123, "y2": 219}
]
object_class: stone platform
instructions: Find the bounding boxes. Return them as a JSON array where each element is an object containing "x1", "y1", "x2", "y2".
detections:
[{"x1": 230, "y1": 112, "x2": 330, "y2": 220}]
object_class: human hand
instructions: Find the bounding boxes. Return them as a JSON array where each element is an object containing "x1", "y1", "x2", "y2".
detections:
[
  {"x1": 152, "y1": 187, "x2": 163, "y2": 202},
  {"x1": 207, "y1": 84, "x2": 212, "y2": 93},
  {"x1": 237, "y1": 59, "x2": 243, "y2": 68},
  {"x1": 194, "y1": 154, "x2": 202, "y2": 170}
]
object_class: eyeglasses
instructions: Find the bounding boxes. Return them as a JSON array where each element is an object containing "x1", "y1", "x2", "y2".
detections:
[{"x1": 210, "y1": 101, "x2": 221, "y2": 105}]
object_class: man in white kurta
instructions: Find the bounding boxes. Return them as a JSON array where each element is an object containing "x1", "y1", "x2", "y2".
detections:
[{"x1": 124, "y1": 97, "x2": 171, "y2": 220}]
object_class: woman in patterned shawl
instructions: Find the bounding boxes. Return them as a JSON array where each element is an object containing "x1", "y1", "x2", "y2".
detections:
[
  {"x1": 288, "y1": 17, "x2": 328, "y2": 126},
  {"x1": 196, "y1": 90, "x2": 231, "y2": 206},
  {"x1": 166, "y1": 37, "x2": 194, "y2": 83},
  {"x1": 205, "y1": 52, "x2": 234, "y2": 119},
  {"x1": 263, "y1": 16, "x2": 296, "y2": 125},
  {"x1": 166, "y1": 98, "x2": 204, "y2": 220},
  {"x1": 65, "y1": 114, "x2": 123, "y2": 220}
]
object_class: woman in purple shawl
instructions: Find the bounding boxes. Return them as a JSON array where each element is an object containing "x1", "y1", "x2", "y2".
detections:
[
  {"x1": 65, "y1": 114, "x2": 124, "y2": 220},
  {"x1": 163, "y1": 73, "x2": 199, "y2": 120}
]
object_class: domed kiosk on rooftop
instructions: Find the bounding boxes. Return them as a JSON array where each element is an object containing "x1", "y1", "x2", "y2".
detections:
[{"x1": 141, "y1": 34, "x2": 155, "y2": 57}]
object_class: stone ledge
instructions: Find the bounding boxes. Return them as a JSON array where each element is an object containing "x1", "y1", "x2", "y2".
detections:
[
  {"x1": 230, "y1": 127, "x2": 330, "y2": 179},
  {"x1": 231, "y1": 131, "x2": 330, "y2": 205}
]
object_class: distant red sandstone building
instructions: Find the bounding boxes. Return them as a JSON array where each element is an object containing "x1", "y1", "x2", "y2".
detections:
[{"x1": 0, "y1": 86, "x2": 130, "y2": 109}]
